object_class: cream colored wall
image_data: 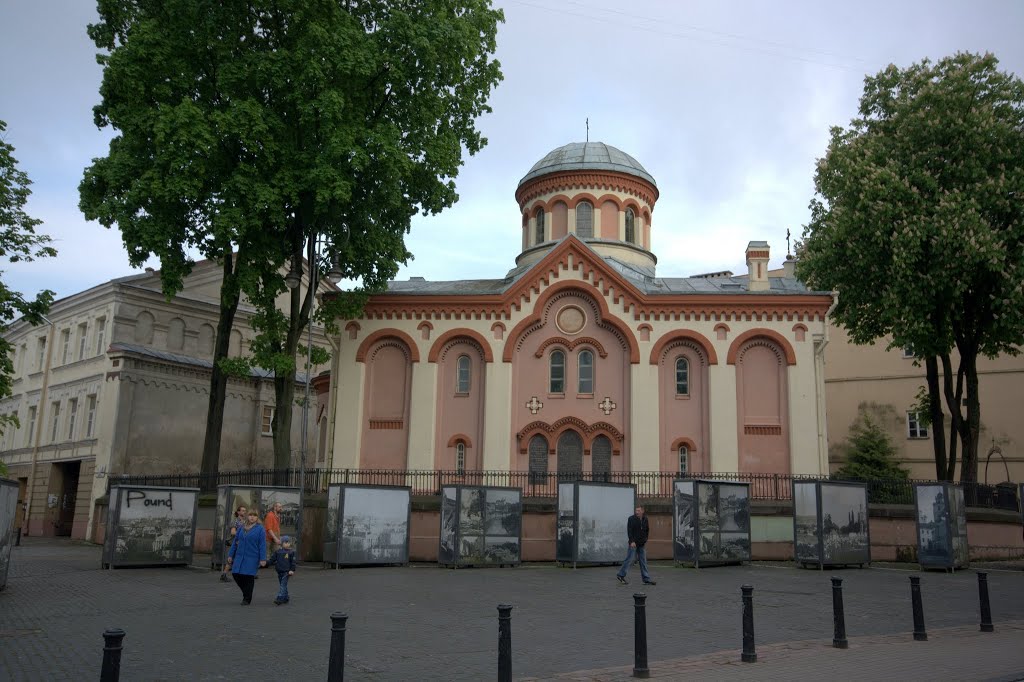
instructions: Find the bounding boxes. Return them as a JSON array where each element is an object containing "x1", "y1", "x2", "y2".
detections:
[{"x1": 824, "y1": 324, "x2": 1024, "y2": 480}]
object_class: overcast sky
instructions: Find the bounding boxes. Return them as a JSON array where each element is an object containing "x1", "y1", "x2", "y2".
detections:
[{"x1": 2, "y1": 1, "x2": 1023, "y2": 302}]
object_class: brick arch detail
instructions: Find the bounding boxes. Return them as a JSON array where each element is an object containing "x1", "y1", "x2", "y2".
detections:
[
  {"x1": 727, "y1": 328, "x2": 796, "y2": 365},
  {"x1": 569, "y1": 192, "x2": 600, "y2": 210},
  {"x1": 648, "y1": 330, "x2": 718, "y2": 365},
  {"x1": 670, "y1": 437, "x2": 697, "y2": 453},
  {"x1": 516, "y1": 418, "x2": 625, "y2": 453},
  {"x1": 427, "y1": 328, "x2": 494, "y2": 363},
  {"x1": 446, "y1": 433, "x2": 473, "y2": 448},
  {"x1": 355, "y1": 329, "x2": 420, "y2": 363},
  {"x1": 502, "y1": 280, "x2": 640, "y2": 363},
  {"x1": 344, "y1": 321, "x2": 361, "y2": 339},
  {"x1": 534, "y1": 336, "x2": 608, "y2": 359}
]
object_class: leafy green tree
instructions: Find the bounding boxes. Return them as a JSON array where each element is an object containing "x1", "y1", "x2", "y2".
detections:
[
  {"x1": 1, "y1": 120, "x2": 56, "y2": 443},
  {"x1": 798, "y1": 53, "x2": 1024, "y2": 485},
  {"x1": 80, "y1": 1, "x2": 504, "y2": 480}
]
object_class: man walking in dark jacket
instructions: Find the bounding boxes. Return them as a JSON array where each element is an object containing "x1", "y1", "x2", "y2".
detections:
[{"x1": 616, "y1": 505, "x2": 655, "y2": 585}]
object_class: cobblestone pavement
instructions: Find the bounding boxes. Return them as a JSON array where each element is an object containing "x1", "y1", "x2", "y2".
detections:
[{"x1": 1, "y1": 538, "x2": 1023, "y2": 681}]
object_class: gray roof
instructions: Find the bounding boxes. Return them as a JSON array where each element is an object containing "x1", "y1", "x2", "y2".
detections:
[
  {"x1": 108, "y1": 342, "x2": 310, "y2": 382},
  {"x1": 518, "y1": 142, "x2": 657, "y2": 187}
]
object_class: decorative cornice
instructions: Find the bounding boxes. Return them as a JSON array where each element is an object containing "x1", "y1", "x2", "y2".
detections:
[
  {"x1": 515, "y1": 170, "x2": 659, "y2": 210},
  {"x1": 369, "y1": 419, "x2": 404, "y2": 430},
  {"x1": 744, "y1": 424, "x2": 783, "y2": 436}
]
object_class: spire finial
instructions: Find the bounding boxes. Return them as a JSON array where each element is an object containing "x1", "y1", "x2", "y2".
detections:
[
  {"x1": 586, "y1": 117, "x2": 589, "y2": 142},
  {"x1": 786, "y1": 228, "x2": 791, "y2": 257}
]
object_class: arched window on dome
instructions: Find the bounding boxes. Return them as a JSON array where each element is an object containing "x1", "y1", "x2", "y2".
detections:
[
  {"x1": 625, "y1": 208, "x2": 636, "y2": 244},
  {"x1": 575, "y1": 201, "x2": 593, "y2": 238},
  {"x1": 535, "y1": 208, "x2": 545, "y2": 245}
]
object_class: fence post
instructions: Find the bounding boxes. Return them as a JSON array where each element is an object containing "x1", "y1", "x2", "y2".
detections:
[
  {"x1": 633, "y1": 593, "x2": 649, "y2": 678},
  {"x1": 909, "y1": 576, "x2": 927, "y2": 641},
  {"x1": 498, "y1": 604, "x2": 512, "y2": 682},
  {"x1": 100, "y1": 628, "x2": 126, "y2": 682},
  {"x1": 328, "y1": 612, "x2": 348, "y2": 681},
  {"x1": 978, "y1": 572, "x2": 994, "y2": 632},
  {"x1": 741, "y1": 585, "x2": 756, "y2": 662},
  {"x1": 831, "y1": 577, "x2": 848, "y2": 649}
]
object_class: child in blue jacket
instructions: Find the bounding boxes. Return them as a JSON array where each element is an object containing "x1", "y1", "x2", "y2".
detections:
[{"x1": 271, "y1": 535, "x2": 297, "y2": 605}]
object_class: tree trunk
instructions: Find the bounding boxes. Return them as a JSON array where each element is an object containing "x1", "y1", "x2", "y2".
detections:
[
  {"x1": 940, "y1": 353, "x2": 965, "y2": 482},
  {"x1": 271, "y1": 374, "x2": 297, "y2": 484},
  {"x1": 960, "y1": 350, "x2": 981, "y2": 490},
  {"x1": 199, "y1": 250, "x2": 242, "y2": 490},
  {"x1": 924, "y1": 356, "x2": 947, "y2": 480}
]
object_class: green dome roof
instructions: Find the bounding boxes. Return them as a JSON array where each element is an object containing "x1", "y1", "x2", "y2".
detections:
[{"x1": 518, "y1": 141, "x2": 656, "y2": 187}]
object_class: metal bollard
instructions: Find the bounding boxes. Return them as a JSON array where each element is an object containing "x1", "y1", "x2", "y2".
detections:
[
  {"x1": 633, "y1": 593, "x2": 650, "y2": 678},
  {"x1": 498, "y1": 604, "x2": 512, "y2": 682},
  {"x1": 741, "y1": 585, "x2": 756, "y2": 663},
  {"x1": 909, "y1": 576, "x2": 927, "y2": 641},
  {"x1": 831, "y1": 577, "x2": 848, "y2": 649},
  {"x1": 978, "y1": 572, "x2": 994, "y2": 632},
  {"x1": 328, "y1": 612, "x2": 348, "y2": 682},
  {"x1": 100, "y1": 628, "x2": 125, "y2": 682}
]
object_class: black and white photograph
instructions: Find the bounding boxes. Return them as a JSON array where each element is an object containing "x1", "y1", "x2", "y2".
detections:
[
  {"x1": 459, "y1": 535, "x2": 484, "y2": 564},
  {"x1": 439, "y1": 487, "x2": 457, "y2": 565},
  {"x1": 105, "y1": 487, "x2": 197, "y2": 567},
  {"x1": 916, "y1": 484, "x2": 952, "y2": 565},
  {"x1": 698, "y1": 482, "x2": 720, "y2": 532},
  {"x1": 821, "y1": 483, "x2": 869, "y2": 565},
  {"x1": 258, "y1": 489, "x2": 301, "y2": 539},
  {"x1": 576, "y1": 484, "x2": 633, "y2": 563},
  {"x1": 484, "y1": 488, "x2": 522, "y2": 537},
  {"x1": 325, "y1": 486, "x2": 341, "y2": 546},
  {"x1": 556, "y1": 483, "x2": 575, "y2": 561},
  {"x1": 793, "y1": 481, "x2": 819, "y2": 563},
  {"x1": 460, "y1": 488, "x2": 484, "y2": 536},
  {"x1": 719, "y1": 532, "x2": 751, "y2": 560},
  {"x1": 718, "y1": 484, "x2": 750, "y2": 533},
  {"x1": 339, "y1": 487, "x2": 410, "y2": 565},
  {"x1": 673, "y1": 480, "x2": 696, "y2": 562},
  {"x1": 485, "y1": 536, "x2": 520, "y2": 565},
  {"x1": 949, "y1": 486, "x2": 969, "y2": 568},
  {"x1": 0, "y1": 479, "x2": 17, "y2": 590}
]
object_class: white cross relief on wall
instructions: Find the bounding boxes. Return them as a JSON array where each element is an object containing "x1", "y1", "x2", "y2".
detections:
[
  {"x1": 526, "y1": 396, "x2": 544, "y2": 415},
  {"x1": 599, "y1": 396, "x2": 616, "y2": 415}
]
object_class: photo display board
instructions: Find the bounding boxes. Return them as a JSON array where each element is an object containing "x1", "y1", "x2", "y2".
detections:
[
  {"x1": 793, "y1": 480, "x2": 870, "y2": 568},
  {"x1": 102, "y1": 486, "x2": 198, "y2": 568},
  {"x1": 438, "y1": 486, "x2": 522, "y2": 567},
  {"x1": 557, "y1": 482, "x2": 635, "y2": 566},
  {"x1": 212, "y1": 485, "x2": 300, "y2": 568},
  {"x1": 914, "y1": 482, "x2": 969, "y2": 570},
  {"x1": 324, "y1": 484, "x2": 411, "y2": 567},
  {"x1": 0, "y1": 479, "x2": 18, "y2": 590},
  {"x1": 673, "y1": 479, "x2": 751, "y2": 567}
]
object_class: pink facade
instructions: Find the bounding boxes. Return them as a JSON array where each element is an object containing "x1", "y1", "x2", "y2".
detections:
[
  {"x1": 433, "y1": 337, "x2": 486, "y2": 470},
  {"x1": 735, "y1": 340, "x2": 791, "y2": 473},
  {"x1": 360, "y1": 340, "x2": 412, "y2": 468}
]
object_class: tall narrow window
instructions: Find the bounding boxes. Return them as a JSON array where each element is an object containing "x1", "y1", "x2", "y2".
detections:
[
  {"x1": 578, "y1": 350, "x2": 594, "y2": 394},
  {"x1": 575, "y1": 201, "x2": 593, "y2": 238},
  {"x1": 456, "y1": 442, "x2": 466, "y2": 474},
  {"x1": 49, "y1": 401, "x2": 61, "y2": 442},
  {"x1": 25, "y1": 406, "x2": 36, "y2": 446},
  {"x1": 37, "y1": 337, "x2": 46, "y2": 371},
  {"x1": 679, "y1": 445, "x2": 689, "y2": 474},
  {"x1": 625, "y1": 208, "x2": 636, "y2": 243},
  {"x1": 61, "y1": 329, "x2": 70, "y2": 364},
  {"x1": 261, "y1": 406, "x2": 275, "y2": 436},
  {"x1": 675, "y1": 357, "x2": 689, "y2": 396},
  {"x1": 86, "y1": 395, "x2": 97, "y2": 438},
  {"x1": 67, "y1": 398, "x2": 78, "y2": 439},
  {"x1": 19, "y1": 343, "x2": 27, "y2": 376},
  {"x1": 456, "y1": 355, "x2": 471, "y2": 394},
  {"x1": 535, "y1": 208, "x2": 545, "y2": 244},
  {"x1": 549, "y1": 350, "x2": 565, "y2": 393},
  {"x1": 77, "y1": 323, "x2": 88, "y2": 360},
  {"x1": 95, "y1": 318, "x2": 107, "y2": 356}
]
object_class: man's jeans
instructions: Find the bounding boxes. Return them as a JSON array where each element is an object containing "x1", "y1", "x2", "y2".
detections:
[
  {"x1": 616, "y1": 545, "x2": 651, "y2": 582},
  {"x1": 276, "y1": 572, "x2": 290, "y2": 602}
]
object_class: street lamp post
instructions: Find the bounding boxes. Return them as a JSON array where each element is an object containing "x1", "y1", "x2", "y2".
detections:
[{"x1": 285, "y1": 229, "x2": 345, "y2": 556}]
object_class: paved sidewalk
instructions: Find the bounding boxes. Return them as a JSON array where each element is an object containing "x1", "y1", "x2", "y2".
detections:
[{"x1": 2, "y1": 538, "x2": 1024, "y2": 680}]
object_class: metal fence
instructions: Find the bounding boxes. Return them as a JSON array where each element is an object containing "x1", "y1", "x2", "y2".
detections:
[{"x1": 105, "y1": 469, "x2": 1022, "y2": 511}]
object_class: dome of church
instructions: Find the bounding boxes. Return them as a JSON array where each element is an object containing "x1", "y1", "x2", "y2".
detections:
[{"x1": 518, "y1": 142, "x2": 657, "y2": 187}]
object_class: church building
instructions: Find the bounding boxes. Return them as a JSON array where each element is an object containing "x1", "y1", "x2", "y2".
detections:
[{"x1": 326, "y1": 142, "x2": 835, "y2": 479}]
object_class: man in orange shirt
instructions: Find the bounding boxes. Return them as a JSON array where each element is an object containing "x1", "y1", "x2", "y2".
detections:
[{"x1": 264, "y1": 502, "x2": 282, "y2": 562}]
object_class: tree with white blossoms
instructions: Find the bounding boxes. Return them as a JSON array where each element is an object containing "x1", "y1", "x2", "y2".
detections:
[{"x1": 798, "y1": 52, "x2": 1024, "y2": 485}]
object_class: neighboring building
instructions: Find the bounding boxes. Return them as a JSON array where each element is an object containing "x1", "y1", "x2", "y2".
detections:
[
  {"x1": 0, "y1": 260, "x2": 332, "y2": 541},
  {"x1": 325, "y1": 142, "x2": 835, "y2": 478},
  {"x1": 823, "y1": 324, "x2": 1024, "y2": 482}
]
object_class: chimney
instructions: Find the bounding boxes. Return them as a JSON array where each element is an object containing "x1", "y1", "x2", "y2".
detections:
[
  {"x1": 745, "y1": 241, "x2": 770, "y2": 291},
  {"x1": 782, "y1": 254, "x2": 797, "y2": 280}
]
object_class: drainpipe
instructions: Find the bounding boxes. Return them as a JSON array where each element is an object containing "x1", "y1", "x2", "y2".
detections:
[
  {"x1": 814, "y1": 292, "x2": 840, "y2": 477},
  {"x1": 23, "y1": 315, "x2": 56, "y2": 536}
]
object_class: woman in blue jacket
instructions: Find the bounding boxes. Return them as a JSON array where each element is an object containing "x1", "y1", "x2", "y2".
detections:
[{"x1": 226, "y1": 510, "x2": 267, "y2": 605}]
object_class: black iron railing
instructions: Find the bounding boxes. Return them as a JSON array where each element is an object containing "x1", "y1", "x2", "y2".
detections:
[{"x1": 105, "y1": 469, "x2": 1021, "y2": 511}]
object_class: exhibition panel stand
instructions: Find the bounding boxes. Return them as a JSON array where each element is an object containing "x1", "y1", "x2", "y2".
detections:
[
  {"x1": 673, "y1": 479, "x2": 751, "y2": 568},
  {"x1": 556, "y1": 481, "x2": 636, "y2": 568},
  {"x1": 793, "y1": 480, "x2": 871, "y2": 569},
  {"x1": 0, "y1": 478, "x2": 18, "y2": 589},
  {"x1": 324, "y1": 484, "x2": 411, "y2": 567},
  {"x1": 212, "y1": 485, "x2": 300, "y2": 569},
  {"x1": 439, "y1": 485, "x2": 522, "y2": 568},
  {"x1": 914, "y1": 482, "x2": 969, "y2": 571},
  {"x1": 102, "y1": 485, "x2": 199, "y2": 569}
]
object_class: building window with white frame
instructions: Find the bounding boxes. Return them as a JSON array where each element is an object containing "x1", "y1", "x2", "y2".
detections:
[
  {"x1": 535, "y1": 208, "x2": 545, "y2": 245},
  {"x1": 549, "y1": 350, "x2": 565, "y2": 394},
  {"x1": 675, "y1": 357, "x2": 689, "y2": 396},
  {"x1": 625, "y1": 208, "x2": 636, "y2": 244},
  {"x1": 37, "y1": 337, "x2": 46, "y2": 371},
  {"x1": 679, "y1": 445, "x2": 689, "y2": 474},
  {"x1": 49, "y1": 401, "x2": 61, "y2": 442},
  {"x1": 26, "y1": 405, "x2": 36, "y2": 446},
  {"x1": 907, "y1": 411, "x2": 929, "y2": 439},
  {"x1": 86, "y1": 395, "x2": 97, "y2": 438},
  {"x1": 578, "y1": 349, "x2": 594, "y2": 394},
  {"x1": 902, "y1": 344, "x2": 914, "y2": 359},
  {"x1": 61, "y1": 329, "x2": 71, "y2": 364},
  {"x1": 77, "y1": 323, "x2": 88, "y2": 360},
  {"x1": 575, "y1": 201, "x2": 593, "y2": 238},
  {"x1": 261, "y1": 406, "x2": 275, "y2": 436},
  {"x1": 95, "y1": 318, "x2": 107, "y2": 356},
  {"x1": 456, "y1": 441, "x2": 466, "y2": 474},
  {"x1": 67, "y1": 398, "x2": 78, "y2": 440},
  {"x1": 456, "y1": 354, "x2": 471, "y2": 394}
]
